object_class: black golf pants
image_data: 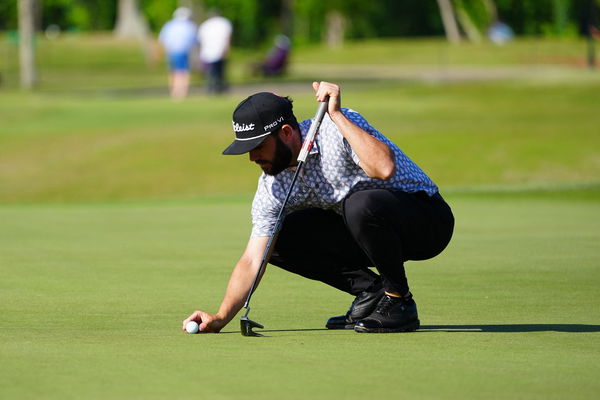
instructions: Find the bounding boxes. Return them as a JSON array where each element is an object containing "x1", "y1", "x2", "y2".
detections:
[{"x1": 269, "y1": 189, "x2": 454, "y2": 295}]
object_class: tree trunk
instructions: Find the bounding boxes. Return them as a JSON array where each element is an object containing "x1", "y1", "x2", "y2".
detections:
[
  {"x1": 326, "y1": 10, "x2": 345, "y2": 48},
  {"x1": 436, "y1": 0, "x2": 461, "y2": 44},
  {"x1": 281, "y1": 0, "x2": 294, "y2": 38},
  {"x1": 114, "y1": 0, "x2": 150, "y2": 40},
  {"x1": 481, "y1": 0, "x2": 498, "y2": 22},
  {"x1": 18, "y1": 0, "x2": 36, "y2": 89},
  {"x1": 114, "y1": 0, "x2": 155, "y2": 63},
  {"x1": 455, "y1": 2, "x2": 482, "y2": 43},
  {"x1": 586, "y1": 0, "x2": 598, "y2": 69}
]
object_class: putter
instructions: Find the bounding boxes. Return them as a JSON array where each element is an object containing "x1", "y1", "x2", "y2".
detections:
[{"x1": 240, "y1": 98, "x2": 329, "y2": 337}]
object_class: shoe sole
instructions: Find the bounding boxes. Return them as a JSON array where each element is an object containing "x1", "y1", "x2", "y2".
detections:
[{"x1": 354, "y1": 319, "x2": 420, "y2": 333}]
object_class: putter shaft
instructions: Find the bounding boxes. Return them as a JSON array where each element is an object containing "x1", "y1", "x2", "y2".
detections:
[{"x1": 240, "y1": 100, "x2": 329, "y2": 337}]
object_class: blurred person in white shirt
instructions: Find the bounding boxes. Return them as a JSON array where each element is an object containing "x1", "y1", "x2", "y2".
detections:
[{"x1": 198, "y1": 10, "x2": 232, "y2": 94}]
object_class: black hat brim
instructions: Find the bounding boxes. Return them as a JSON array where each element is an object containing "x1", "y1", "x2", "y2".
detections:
[{"x1": 222, "y1": 135, "x2": 270, "y2": 155}]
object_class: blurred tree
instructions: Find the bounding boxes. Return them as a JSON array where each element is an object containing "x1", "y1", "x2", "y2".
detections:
[
  {"x1": 114, "y1": 0, "x2": 155, "y2": 64},
  {"x1": 140, "y1": 0, "x2": 179, "y2": 32},
  {"x1": 437, "y1": 0, "x2": 461, "y2": 43},
  {"x1": 451, "y1": 0, "x2": 502, "y2": 42},
  {"x1": 292, "y1": 0, "x2": 443, "y2": 44},
  {"x1": 1, "y1": 0, "x2": 598, "y2": 44},
  {"x1": 454, "y1": 0, "x2": 483, "y2": 42},
  {"x1": 482, "y1": 0, "x2": 499, "y2": 21},
  {"x1": 548, "y1": 0, "x2": 574, "y2": 35},
  {"x1": 495, "y1": 0, "x2": 551, "y2": 35},
  {"x1": 577, "y1": 0, "x2": 599, "y2": 68},
  {"x1": 18, "y1": 0, "x2": 36, "y2": 88},
  {"x1": 293, "y1": 0, "x2": 326, "y2": 44},
  {"x1": 0, "y1": 1, "x2": 18, "y2": 30},
  {"x1": 114, "y1": 0, "x2": 150, "y2": 39},
  {"x1": 281, "y1": 0, "x2": 293, "y2": 37},
  {"x1": 325, "y1": 10, "x2": 345, "y2": 48},
  {"x1": 37, "y1": 0, "x2": 115, "y2": 31},
  {"x1": 371, "y1": 1, "x2": 444, "y2": 37}
]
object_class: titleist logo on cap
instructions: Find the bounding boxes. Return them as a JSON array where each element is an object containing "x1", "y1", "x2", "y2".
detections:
[
  {"x1": 233, "y1": 122, "x2": 255, "y2": 132},
  {"x1": 223, "y1": 92, "x2": 295, "y2": 155}
]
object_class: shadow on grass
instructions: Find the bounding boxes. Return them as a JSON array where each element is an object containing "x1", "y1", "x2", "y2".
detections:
[
  {"x1": 419, "y1": 324, "x2": 600, "y2": 333},
  {"x1": 260, "y1": 328, "x2": 330, "y2": 333},
  {"x1": 219, "y1": 328, "x2": 330, "y2": 335},
  {"x1": 217, "y1": 324, "x2": 600, "y2": 336}
]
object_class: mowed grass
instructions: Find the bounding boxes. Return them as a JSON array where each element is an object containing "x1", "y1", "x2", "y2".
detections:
[
  {"x1": 1, "y1": 35, "x2": 599, "y2": 398},
  {"x1": 1, "y1": 79, "x2": 599, "y2": 203},
  {"x1": 0, "y1": 35, "x2": 595, "y2": 91},
  {"x1": 1, "y1": 192, "x2": 599, "y2": 400}
]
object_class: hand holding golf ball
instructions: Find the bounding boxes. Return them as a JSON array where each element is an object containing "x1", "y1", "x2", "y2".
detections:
[
  {"x1": 185, "y1": 321, "x2": 199, "y2": 334},
  {"x1": 182, "y1": 310, "x2": 224, "y2": 333}
]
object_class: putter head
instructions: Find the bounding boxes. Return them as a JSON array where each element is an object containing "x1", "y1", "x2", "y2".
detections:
[{"x1": 240, "y1": 316, "x2": 264, "y2": 337}]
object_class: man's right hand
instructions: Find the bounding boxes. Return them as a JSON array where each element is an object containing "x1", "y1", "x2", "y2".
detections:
[
  {"x1": 182, "y1": 311, "x2": 225, "y2": 333},
  {"x1": 181, "y1": 237, "x2": 270, "y2": 334}
]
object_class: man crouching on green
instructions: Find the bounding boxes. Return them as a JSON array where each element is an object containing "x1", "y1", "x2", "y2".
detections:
[{"x1": 183, "y1": 81, "x2": 454, "y2": 333}]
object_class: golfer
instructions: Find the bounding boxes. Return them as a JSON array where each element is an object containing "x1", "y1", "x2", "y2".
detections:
[{"x1": 183, "y1": 82, "x2": 454, "y2": 333}]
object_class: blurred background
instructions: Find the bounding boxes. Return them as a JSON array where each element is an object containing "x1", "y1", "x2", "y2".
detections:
[{"x1": 0, "y1": 0, "x2": 599, "y2": 203}]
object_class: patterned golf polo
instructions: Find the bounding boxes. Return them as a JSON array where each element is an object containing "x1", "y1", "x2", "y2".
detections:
[{"x1": 251, "y1": 108, "x2": 438, "y2": 237}]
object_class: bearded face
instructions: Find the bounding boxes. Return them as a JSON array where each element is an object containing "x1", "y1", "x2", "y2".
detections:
[{"x1": 251, "y1": 132, "x2": 293, "y2": 176}]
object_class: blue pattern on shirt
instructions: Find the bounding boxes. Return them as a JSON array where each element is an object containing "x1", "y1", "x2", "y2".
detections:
[{"x1": 251, "y1": 108, "x2": 438, "y2": 237}]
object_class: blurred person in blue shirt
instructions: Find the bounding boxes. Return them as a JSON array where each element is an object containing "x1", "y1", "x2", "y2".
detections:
[
  {"x1": 159, "y1": 7, "x2": 198, "y2": 99},
  {"x1": 487, "y1": 20, "x2": 514, "y2": 45}
]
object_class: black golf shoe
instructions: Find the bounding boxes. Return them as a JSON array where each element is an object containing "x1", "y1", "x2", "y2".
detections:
[
  {"x1": 354, "y1": 293, "x2": 420, "y2": 333},
  {"x1": 325, "y1": 286, "x2": 385, "y2": 329}
]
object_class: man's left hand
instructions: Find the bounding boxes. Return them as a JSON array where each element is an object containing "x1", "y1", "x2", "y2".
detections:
[{"x1": 312, "y1": 81, "x2": 342, "y2": 119}]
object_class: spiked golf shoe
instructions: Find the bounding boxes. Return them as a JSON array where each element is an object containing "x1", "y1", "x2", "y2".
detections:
[
  {"x1": 326, "y1": 286, "x2": 385, "y2": 329},
  {"x1": 354, "y1": 293, "x2": 420, "y2": 333}
]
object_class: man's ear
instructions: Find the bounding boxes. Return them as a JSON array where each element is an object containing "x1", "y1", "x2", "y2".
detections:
[{"x1": 279, "y1": 124, "x2": 295, "y2": 143}]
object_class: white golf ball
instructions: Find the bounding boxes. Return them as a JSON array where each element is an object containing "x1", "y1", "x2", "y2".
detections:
[{"x1": 185, "y1": 321, "x2": 199, "y2": 334}]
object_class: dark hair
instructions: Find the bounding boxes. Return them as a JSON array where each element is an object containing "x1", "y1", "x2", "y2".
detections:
[{"x1": 282, "y1": 96, "x2": 299, "y2": 131}]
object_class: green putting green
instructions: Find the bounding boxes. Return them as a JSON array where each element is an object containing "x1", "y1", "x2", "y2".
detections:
[
  {"x1": 1, "y1": 192, "x2": 599, "y2": 399},
  {"x1": 1, "y1": 34, "x2": 599, "y2": 399}
]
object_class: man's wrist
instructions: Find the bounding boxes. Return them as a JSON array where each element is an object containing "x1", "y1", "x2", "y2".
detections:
[
  {"x1": 329, "y1": 110, "x2": 346, "y2": 126},
  {"x1": 209, "y1": 313, "x2": 228, "y2": 331},
  {"x1": 214, "y1": 311, "x2": 229, "y2": 324}
]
